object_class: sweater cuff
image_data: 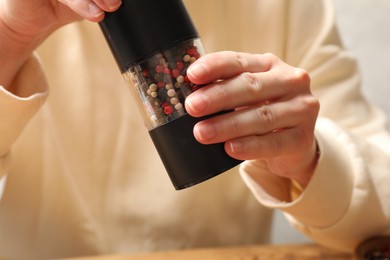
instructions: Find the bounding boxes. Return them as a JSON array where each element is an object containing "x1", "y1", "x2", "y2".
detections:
[
  {"x1": 0, "y1": 54, "x2": 48, "y2": 157},
  {"x1": 240, "y1": 118, "x2": 357, "y2": 228},
  {"x1": 1, "y1": 53, "x2": 48, "y2": 98}
]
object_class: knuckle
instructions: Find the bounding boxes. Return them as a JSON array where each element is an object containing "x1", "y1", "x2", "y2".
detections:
[
  {"x1": 300, "y1": 95, "x2": 320, "y2": 118},
  {"x1": 306, "y1": 96, "x2": 320, "y2": 115},
  {"x1": 262, "y1": 53, "x2": 279, "y2": 67},
  {"x1": 240, "y1": 72, "x2": 262, "y2": 95},
  {"x1": 255, "y1": 105, "x2": 274, "y2": 124},
  {"x1": 263, "y1": 52, "x2": 278, "y2": 61},
  {"x1": 234, "y1": 52, "x2": 250, "y2": 70},
  {"x1": 288, "y1": 68, "x2": 311, "y2": 89},
  {"x1": 297, "y1": 68, "x2": 311, "y2": 86}
]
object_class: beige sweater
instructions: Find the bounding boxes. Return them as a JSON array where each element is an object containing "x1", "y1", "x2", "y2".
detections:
[{"x1": 0, "y1": 0, "x2": 389, "y2": 258}]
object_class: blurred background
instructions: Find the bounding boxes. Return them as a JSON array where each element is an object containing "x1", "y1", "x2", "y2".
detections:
[{"x1": 271, "y1": 0, "x2": 390, "y2": 244}]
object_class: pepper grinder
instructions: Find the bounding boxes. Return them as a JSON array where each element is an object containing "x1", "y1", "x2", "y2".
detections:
[{"x1": 99, "y1": 0, "x2": 242, "y2": 190}]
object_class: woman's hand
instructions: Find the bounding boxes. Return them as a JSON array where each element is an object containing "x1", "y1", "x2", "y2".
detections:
[
  {"x1": 0, "y1": 0, "x2": 121, "y2": 91},
  {"x1": 0, "y1": 0, "x2": 122, "y2": 41},
  {"x1": 185, "y1": 51, "x2": 320, "y2": 187}
]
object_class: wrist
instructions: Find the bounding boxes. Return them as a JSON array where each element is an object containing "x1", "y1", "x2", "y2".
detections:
[
  {"x1": 0, "y1": 17, "x2": 46, "y2": 90},
  {"x1": 294, "y1": 140, "x2": 320, "y2": 188}
]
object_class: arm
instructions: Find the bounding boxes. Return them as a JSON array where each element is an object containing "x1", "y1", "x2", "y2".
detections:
[
  {"x1": 240, "y1": 0, "x2": 390, "y2": 252},
  {"x1": 185, "y1": 0, "x2": 390, "y2": 252},
  {"x1": 0, "y1": 0, "x2": 122, "y2": 88},
  {"x1": 0, "y1": 0, "x2": 121, "y2": 176}
]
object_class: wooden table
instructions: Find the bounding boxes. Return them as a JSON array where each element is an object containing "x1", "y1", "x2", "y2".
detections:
[{"x1": 66, "y1": 244, "x2": 354, "y2": 260}]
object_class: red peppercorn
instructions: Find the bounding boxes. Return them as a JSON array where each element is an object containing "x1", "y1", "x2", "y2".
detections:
[
  {"x1": 193, "y1": 51, "x2": 201, "y2": 59},
  {"x1": 155, "y1": 65, "x2": 164, "y2": 73},
  {"x1": 171, "y1": 69, "x2": 181, "y2": 78},
  {"x1": 142, "y1": 69, "x2": 148, "y2": 77},
  {"x1": 163, "y1": 68, "x2": 171, "y2": 74},
  {"x1": 157, "y1": 81, "x2": 166, "y2": 88},
  {"x1": 176, "y1": 62, "x2": 184, "y2": 71},
  {"x1": 186, "y1": 47, "x2": 197, "y2": 56},
  {"x1": 164, "y1": 105, "x2": 174, "y2": 115}
]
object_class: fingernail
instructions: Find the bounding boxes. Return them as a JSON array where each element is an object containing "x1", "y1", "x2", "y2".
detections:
[
  {"x1": 88, "y1": 3, "x2": 104, "y2": 17},
  {"x1": 228, "y1": 141, "x2": 243, "y2": 154},
  {"x1": 188, "y1": 63, "x2": 207, "y2": 81},
  {"x1": 194, "y1": 122, "x2": 217, "y2": 141},
  {"x1": 106, "y1": 1, "x2": 122, "y2": 11},
  {"x1": 185, "y1": 93, "x2": 207, "y2": 114}
]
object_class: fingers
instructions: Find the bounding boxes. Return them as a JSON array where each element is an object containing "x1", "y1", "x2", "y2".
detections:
[
  {"x1": 224, "y1": 126, "x2": 314, "y2": 161},
  {"x1": 184, "y1": 50, "x2": 319, "y2": 165},
  {"x1": 193, "y1": 94, "x2": 319, "y2": 145},
  {"x1": 92, "y1": 0, "x2": 122, "y2": 10},
  {"x1": 187, "y1": 51, "x2": 273, "y2": 85},
  {"x1": 193, "y1": 93, "x2": 319, "y2": 162},
  {"x1": 57, "y1": 0, "x2": 122, "y2": 21},
  {"x1": 185, "y1": 70, "x2": 291, "y2": 117},
  {"x1": 185, "y1": 53, "x2": 310, "y2": 118},
  {"x1": 186, "y1": 50, "x2": 320, "y2": 184},
  {"x1": 225, "y1": 129, "x2": 319, "y2": 187},
  {"x1": 224, "y1": 98, "x2": 318, "y2": 160}
]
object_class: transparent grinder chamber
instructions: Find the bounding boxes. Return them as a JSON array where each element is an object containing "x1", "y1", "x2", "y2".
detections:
[
  {"x1": 100, "y1": 0, "x2": 242, "y2": 190},
  {"x1": 124, "y1": 39, "x2": 204, "y2": 131}
]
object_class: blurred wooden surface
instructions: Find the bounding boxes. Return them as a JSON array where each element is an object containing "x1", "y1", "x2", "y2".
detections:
[{"x1": 66, "y1": 243, "x2": 353, "y2": 260}]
